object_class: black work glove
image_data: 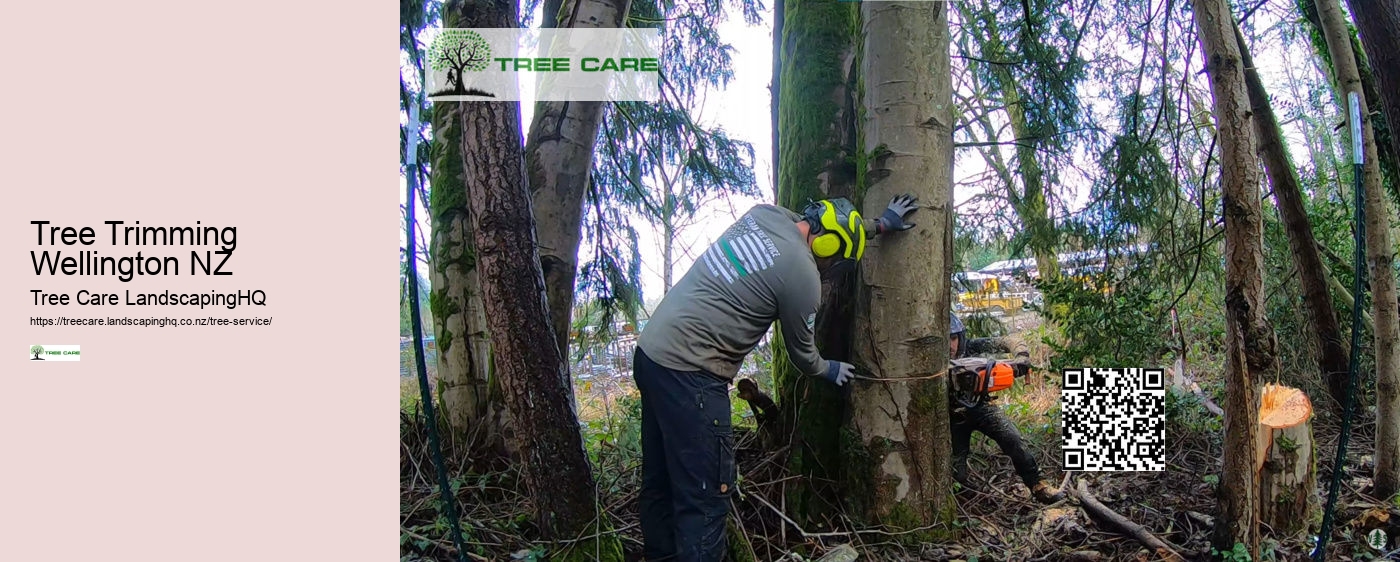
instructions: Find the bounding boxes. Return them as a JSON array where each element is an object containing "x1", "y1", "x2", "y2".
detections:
[{"x1": 876, "y1": 193, "x2": 920, "y2": 234}]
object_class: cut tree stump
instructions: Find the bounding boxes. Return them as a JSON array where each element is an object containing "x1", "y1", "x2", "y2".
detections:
[{"x1": 1256, "y1": 384, "x2": 1317, "y2": 536}]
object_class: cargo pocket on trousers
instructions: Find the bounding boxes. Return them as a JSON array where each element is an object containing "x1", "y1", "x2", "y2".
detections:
[{"x1": 715, "y1": 429, "x2": 735, "y2": 498}]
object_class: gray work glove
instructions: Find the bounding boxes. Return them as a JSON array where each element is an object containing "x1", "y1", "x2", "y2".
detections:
[
  {"x1": 876, "y1": 193, "x2": 920, "y2": 234},
  {"x1": 823, "y1": 361, "x2": 855, "y2": 386}
]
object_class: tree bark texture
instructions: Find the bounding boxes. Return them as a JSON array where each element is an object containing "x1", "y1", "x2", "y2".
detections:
[
  {"x1": 431, "y1": 97, "x2": 506, "y2": 449},
  {"x1": 1191, "y1": 0, "x2": 1275, "y2": 555},
  {"x1": 456, "y1": 0, "x2": 603, "y2": 542},
  {"x1": 1258, "y1": 422, "x2": 1317, "y2": 536},
  {"x1": 428, "y1": 0, "x2": 506, "y2": 451},
  {"x1": 527, "y1": 0, "x2": 632, "y2": 363},
  {"x1": 771, "y1": 0, "x2": 783, "y2": 196},
  {"x1": 848, "y1": 0, "x2": 955, "y2": 534},
  {"x1": 771, "y1": 0, "x2": 859, "y2": 527},
  {"x1": 1233, "y1": 23, "x2": 1350, "y2": 409},
  {"x1": 1315, "y1": 0, "x2": 1400, "y2": 502}
]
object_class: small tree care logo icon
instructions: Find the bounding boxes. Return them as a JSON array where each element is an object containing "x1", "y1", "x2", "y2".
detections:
[
  {"x1": 29, "y1": 344, "x2": 80, "y2": 361},
  {"x1": 428, "y1": 29, "x2": 495, "y2": 99},
  {"x1": 1368, "y1": 527, "x2": 1388, "y2": 551}
]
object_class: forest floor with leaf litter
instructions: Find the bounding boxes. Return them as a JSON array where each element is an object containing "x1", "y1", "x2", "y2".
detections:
[{"x1": 401, "y1": 314, "x2": 1397, "y2": 561}]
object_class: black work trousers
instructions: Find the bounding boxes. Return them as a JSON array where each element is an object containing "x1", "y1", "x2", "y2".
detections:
[
  {"x1": 951, "y1": 401, "x2": 1043, "y2": 489},
  {"x1": 633, "y1": 348, "x2": 735, "y2": 562}
]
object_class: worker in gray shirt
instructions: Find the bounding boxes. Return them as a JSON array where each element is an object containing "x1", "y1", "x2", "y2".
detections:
[{"x1": 633, "y1": 194, "x2": 919, "y2": 561}]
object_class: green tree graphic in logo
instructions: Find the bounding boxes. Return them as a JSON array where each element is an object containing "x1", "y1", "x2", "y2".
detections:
[
  {"x1": 1368, "y1": 527, "x2": 1388, "y2": 551},
  {"x1": 30, "y1": 345, "x2": 44, "y2": 360},
  {"x1": 429, "y1": 30, "x2": 495, "y2": 98}
]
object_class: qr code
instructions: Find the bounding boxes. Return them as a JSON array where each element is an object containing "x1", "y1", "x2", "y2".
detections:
[{"x1": 1061, "y1": 368, "x2": 1166, "y2": 471}]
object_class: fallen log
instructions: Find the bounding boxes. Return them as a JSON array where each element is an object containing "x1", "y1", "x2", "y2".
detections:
[{"x1": 1073, "y1": 480, "x2": 1185, "y2": 562}]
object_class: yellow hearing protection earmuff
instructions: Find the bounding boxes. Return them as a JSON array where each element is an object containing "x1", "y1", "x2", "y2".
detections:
[{"x1": 802, "y1": 198, "x2": 867, "y2": 261}]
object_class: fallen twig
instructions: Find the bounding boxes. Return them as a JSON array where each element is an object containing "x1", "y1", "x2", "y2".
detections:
[{"x1": 1072, "y1": 480, "x2": 1185, "y2": 561}]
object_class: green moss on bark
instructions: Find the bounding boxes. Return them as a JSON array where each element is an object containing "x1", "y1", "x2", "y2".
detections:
[
  {"x1": 773, "y1": 0, "x2": 861, "y2": 528},
  {"x1": 776, "y1": 0, "x2": 858, "y2": 209}
]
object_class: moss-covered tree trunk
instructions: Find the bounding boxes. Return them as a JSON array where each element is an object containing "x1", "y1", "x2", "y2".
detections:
[
  {"x1": 770, "y1": 0, "x2": 783, "y2": 195},
  {"x1": 954, "y1": 0, "x2": 1059, "y2": 280},
  {"x1": 1233, "y1": 23, "x2": 1350, "y2": 409},
  {"x1": 846, "y1": 0, "x2": 955, "y2": 535},
  {"x1": 428, "y1": 2, "x2": 505, "y2": 452},
  {"x1": 1001, "y1": 88, "x2": 1061, "y2": 281},
  {"x1": 1314, "y1": 0, "x2": 1400, "y2": 502},
  {"x1": 771, "y1": 0, "x2": 860, "y2": 529},
  {"x1": 1190, "y1": 0, "x2": 1275, "y2": 554},
  {"x1": 527, "y1": 0, "x2": 632, "y2": 362}
]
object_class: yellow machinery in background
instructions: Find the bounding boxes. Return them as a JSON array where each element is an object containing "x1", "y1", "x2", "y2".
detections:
[{"x1": 955, "y1": 273, "x2": 1025, "y2": 314}]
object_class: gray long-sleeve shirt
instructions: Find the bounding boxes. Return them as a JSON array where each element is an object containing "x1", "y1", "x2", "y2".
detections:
[{"x1": 638, "y1": 204, "x2": 828, "y2": 380}]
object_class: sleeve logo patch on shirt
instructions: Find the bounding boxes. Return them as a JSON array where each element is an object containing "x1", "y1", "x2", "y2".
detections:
[{"x1": 804, "y1": 312, "x2": 816, "y2": 330}]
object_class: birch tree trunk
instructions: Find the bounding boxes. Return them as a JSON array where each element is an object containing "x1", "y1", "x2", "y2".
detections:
[
  {"x1": 1189, "y1": 0, "x2": 1277, "y2": 555},
  {"x1": 847, "y1": 0, "x2": 955, "y2": 534},
  {"x1": 1233, "y1": 23, "x2": 1350, "y2": 409},
  {"x1": 1315, "y1": 0, "x2": 1400, "y2": 502},
  {"x1": 526, "y1": 0, "x2": 632, "y2": 359}
]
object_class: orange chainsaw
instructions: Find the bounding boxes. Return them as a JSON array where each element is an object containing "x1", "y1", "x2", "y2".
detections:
[{"x1": 950, "y1": 354, "x2": 1030, "y2": 408}]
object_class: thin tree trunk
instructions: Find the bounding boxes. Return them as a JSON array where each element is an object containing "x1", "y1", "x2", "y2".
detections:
[
  {"x1": 1315, "y1": 0, "x2": 1400, "y2": 502},
  {"x1": 962, "y1": 0, "x2": 1059, "y2": 280},
  {"x1": 661, "y1": 199, "x2": 674, "y2": 294},
  {"x1": 848, "y1": 0, "x2": 955, "y2": 534},
  {"x1": 526, "y1": 0, "x2": 632, "y2": 363},
  {"x1": 456, "y1": 0, "x2": 614, "y2": 550},
  {"x1": 1233, "y1": 23, "x2": 1350, "y2": 408},
  {"x1": 1190, "y1": 0, "x2": 1275, "y2": 555},
  {"x1": 1000, "y1": 80, "x2": 1060, "y2": 280}
]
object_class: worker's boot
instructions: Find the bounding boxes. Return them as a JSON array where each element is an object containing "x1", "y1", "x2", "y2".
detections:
[{"x1": 1031, "y1": 481, "x2": 1066, "y2": 504}]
